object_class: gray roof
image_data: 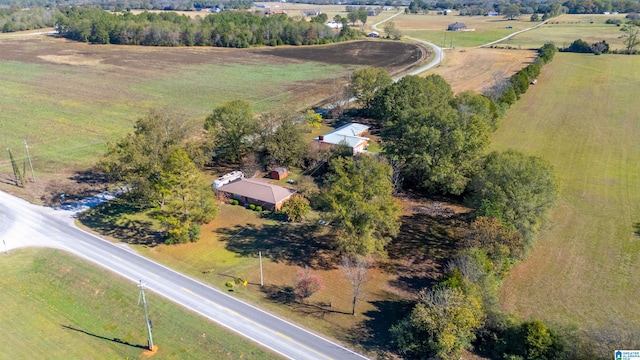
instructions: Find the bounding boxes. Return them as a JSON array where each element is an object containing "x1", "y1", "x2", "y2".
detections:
[
  {"x1": 218, "y1": 178, "x2": 295, "y2": 205},
  {"x1": 316, "y1": 123, "x2": 370, "y2": 148}
]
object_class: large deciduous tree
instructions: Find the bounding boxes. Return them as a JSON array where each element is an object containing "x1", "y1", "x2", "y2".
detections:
[
  {"x1": 466, "y1": 150, "x2": 559, "y2": 242},
  {"x1": 376, "y1": 75, "x2": 493, "y2": 195},
  {"x1": 349, "y1": 67, "x2": 393, "y2": 112},
  {"x1": 205, "y1": 100, "x2": 257, "y2": 163},
  {"x1": 324, "y1": 155, "x2": 401, "y2": 257},
  {"x1": 390, "y1": 287, "x2": 484, "y2": 360},
  {"x1": 101, "y1": 111, "x2": 191, "y2": 206},
  {"x1": 263, "y1": 117, "x2": 309, "y2": 168}
]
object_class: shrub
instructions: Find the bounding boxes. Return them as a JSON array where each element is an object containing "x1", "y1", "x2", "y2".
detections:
[
  {"x1": 565, "y1": 39, "x2": 592, "y2": 53},
  {"x1": 249, "y1": 204, "x2": 256, "y2": 210},
  {"x1": 591, "y1": 40, "x2": 609, "y2": 55},
  {"x1": 225, "y1": 281, "x2": 235, "y2": 290},
  {"x1": 255, "y1": 206, "x2": 262, "y2": 211},
  {"x1": 294, "y1": 267, "x2": 324, "y2": 300},
  {"x1": 605, "y1": 18, "x2": 622, "y2": 25},
  {"x1": 230, "y1": 199, "x2": 239, "y2": 205}
]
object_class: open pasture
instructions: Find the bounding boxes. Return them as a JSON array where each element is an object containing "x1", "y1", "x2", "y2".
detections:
[
  {"x1": 0, "y1": 35, "x2": 419, "y2": 201},
  {"x1": 499, "y1": 14, "x2": 629, "y2": 50},
  {"x1": 396, "y1": 12, "x2": 534, "y2": 47},
  {"x1": 494, "y1": 53, "x2": 640, "y2": 335},
  {"x1": 428, "y1": 47, "x2": 537, "y2": 93},
  {"x1": 0, "y1": 248, "x2": 281, "y2": 359}
]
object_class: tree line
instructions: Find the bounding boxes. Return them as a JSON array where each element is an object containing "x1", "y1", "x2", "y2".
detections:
[
  {"x1": 55, "y1": 7, "x2": 361, "y2": 47},
  {"x1": 0, "y1": 4, "x2": 56, "y2": 33}
]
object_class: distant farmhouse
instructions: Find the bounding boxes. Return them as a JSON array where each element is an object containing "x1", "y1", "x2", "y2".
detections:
[
  {"x1": 217, "y1": 177, "x2": 295, "y2": 211},
  {"x1": 447, "y1": 22, "x2": 467, "y2": 31},
  {"x1": 315, "y1": 123, "x2": 370, "y2": 155},
  {"x1": 302, "y1": 9, "x2": 321, "y2": 16},
  {"x1": 487, "y1": 11, "x2": 499, "y2": 16}
]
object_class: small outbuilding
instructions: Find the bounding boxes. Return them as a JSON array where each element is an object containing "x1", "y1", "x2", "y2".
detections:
[
  {"x1": 447, "y1": 22, "x2": 467, "y2": 31},
  {"x1": 270, "y1": 167, "x2": 290, "y2": 180}
]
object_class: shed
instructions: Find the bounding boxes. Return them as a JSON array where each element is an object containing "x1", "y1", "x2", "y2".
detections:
[
  {"x1": 447, "y1": 22, "x2": 467, "y2": 31},
  {"x1": 270, "y1": 167, "x2": 290, "y2": 180}
]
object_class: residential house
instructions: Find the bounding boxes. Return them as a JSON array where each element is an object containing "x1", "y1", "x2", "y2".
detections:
[
  {"x1": 315, "y1": 123, "x2": 370, "y2": 155},
  {"x1": 447, "y1": 22, "x2": 467, "y2": 31},
  {"x1": 217, "y1": 178, "x2": 296, "y2": 211}
]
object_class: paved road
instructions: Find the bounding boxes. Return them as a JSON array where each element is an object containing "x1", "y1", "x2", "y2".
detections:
[
  {"x1": 0, "y1": 190, "x2": 368, "y2": 360},
  {"x1": 371, "y1": 11, "x2": 444, "y2": 79}
]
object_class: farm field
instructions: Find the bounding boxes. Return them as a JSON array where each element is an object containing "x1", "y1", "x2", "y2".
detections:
[
  {"x1": 493, "y1": 53, "x2": 640, "y2": 337},
  {"x1": 0, "y1": 248, "x2": 281, "y2": 360},
  {"x1": 499, "y1": 14, "x2": 630, "y2": 50},
  {"x1": 395, "y1": 12, "x2": 535, "y2": 47},
  {"x1": 0, "y1": 34, "x2": 420, "y2": 203},
  {"x1": 428, "y1": 47, "x2": 537, "y2": 93}
]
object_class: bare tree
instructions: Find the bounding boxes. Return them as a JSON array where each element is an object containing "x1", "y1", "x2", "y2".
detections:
[
  {"x1": 482, "y1": 72, "x2": 511, "y2": 102},
  {"x1": 327, "y1": 77, "x2": 350, "y2": 118},
  {"x1": 387, "y1": 157, "x2": 405, "y2": 195},
  {"x1": 341, "y1": 255, "x2": 371, "y2": 316}
]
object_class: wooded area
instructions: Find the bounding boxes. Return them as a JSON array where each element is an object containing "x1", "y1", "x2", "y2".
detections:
[{"x1": 55, "y1": 7, "x2": 361, "y2": 47}]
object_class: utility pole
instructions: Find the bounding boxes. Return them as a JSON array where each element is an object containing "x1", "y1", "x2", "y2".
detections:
[
  {"x1": 24, "y1": 140, "x2": 35, "y2": 183},
  {"x1": 138, "y1": 280, "x2": 154, "y2": 350},
  {"x1": 259, "y1": 251, "x2": 264, "y2": 287}
]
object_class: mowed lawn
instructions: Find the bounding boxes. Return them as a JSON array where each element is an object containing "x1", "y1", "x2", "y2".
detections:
[
  {"x1": 396, "y1": 12, "x2": 535, "y2": 47},
  {"x1": 494, "y1": 53, "x2": 640, "y2": 331},
  {"x1": 0, "y1": 248, "x2": 281, "y2": 359}
]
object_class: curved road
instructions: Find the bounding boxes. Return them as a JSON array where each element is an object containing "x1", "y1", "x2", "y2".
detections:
[
  {"x1": 372, "y1": 11, "x2": 444, "y2": 78},
  {"x1": 0, "y1": 190, "x2": 367, "y2": 360}
]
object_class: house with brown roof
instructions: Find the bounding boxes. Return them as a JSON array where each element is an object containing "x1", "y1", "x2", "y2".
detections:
[{"x1": 217, "y1": 178, "x2": 296, "y2": 211}]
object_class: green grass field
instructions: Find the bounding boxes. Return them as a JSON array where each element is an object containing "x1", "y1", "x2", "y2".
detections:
[
  {"x1": 499, "y1": 14, "x2": 630, "y2": 50},
  {"x1": 0, "y1": 248, "x2": 281, "y2": 359},
  {"x1": 0, "y1": 35, "x2": 351, "y2": 185},
  {"x1": 395, "y1": 13, "x2": 534, "y2": 47},
  {"x1": 494, "y1": 53, "x2": 640, "y2": 333}
]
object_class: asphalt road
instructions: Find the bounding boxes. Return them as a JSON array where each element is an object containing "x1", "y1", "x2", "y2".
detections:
[{"x1": 0, "y1": 190, "x2": 368, "y2": 360}]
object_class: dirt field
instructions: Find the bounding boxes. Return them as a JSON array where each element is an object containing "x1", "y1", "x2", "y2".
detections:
[{"x1": 428, "y1": 47, "x2": 537, "y2": 93}]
